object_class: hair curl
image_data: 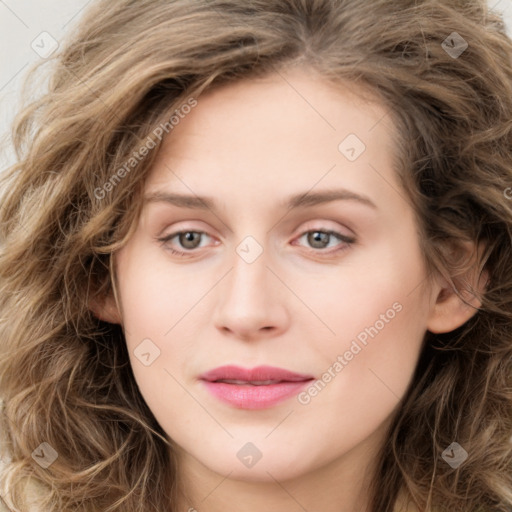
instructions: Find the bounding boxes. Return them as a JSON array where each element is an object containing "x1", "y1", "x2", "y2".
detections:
[{"x1": 0, "y1": 0, "x2": 511, "y2": 510}]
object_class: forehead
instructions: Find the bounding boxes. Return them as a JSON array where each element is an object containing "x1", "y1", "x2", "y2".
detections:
[{"x1": 144, "y1": 68, "x2": 402, "y2": 210}]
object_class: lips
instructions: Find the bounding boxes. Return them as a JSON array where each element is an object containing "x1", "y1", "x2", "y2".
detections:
[
  {"x1": 199, "y1": 365, "x2": 314, "y2": 384},
  {"x1": 199, "y1": 365, "x2": 315, "y2": 409}
]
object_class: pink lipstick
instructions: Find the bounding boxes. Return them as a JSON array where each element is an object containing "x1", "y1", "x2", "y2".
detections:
[{"x1": 199, "y1": 365, "x2": 314, "y2": 409}]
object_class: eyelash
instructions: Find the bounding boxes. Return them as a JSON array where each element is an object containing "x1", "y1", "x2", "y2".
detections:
[{"x1": 156, "y1": 228, "x2": 356, "y2": 258}]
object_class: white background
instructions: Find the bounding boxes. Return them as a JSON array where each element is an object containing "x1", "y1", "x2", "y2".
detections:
[{"x1": 0, "y1": 0, "x2": 511, "y2": 170}]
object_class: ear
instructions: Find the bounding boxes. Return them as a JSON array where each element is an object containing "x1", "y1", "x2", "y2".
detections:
[
  {"x1": 88, "y1": 291, "x2": 123, "y2": 325},
  {"x1": 426, "y1": 241, "x2": 489, "y2": 334}
]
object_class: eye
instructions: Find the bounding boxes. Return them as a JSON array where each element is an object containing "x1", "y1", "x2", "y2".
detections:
[
  {"x1": 157, "y1": 227, "x2": 355, "y2": 258},
  {"x1": 293, "y1": 229, "x2": 356, "y2": 256},
  {"x1": 157, "y1": 230, "x2": 212, "y2": 257}
]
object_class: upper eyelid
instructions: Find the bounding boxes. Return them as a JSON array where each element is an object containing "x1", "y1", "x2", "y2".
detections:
[{"x1": 159, "y1": 218, "x2": 355, "y2": 237}]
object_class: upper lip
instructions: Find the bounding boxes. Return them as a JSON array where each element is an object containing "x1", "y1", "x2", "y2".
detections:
[{"x1": 200, "y1": 365, "x2": 315, "y2": 383}]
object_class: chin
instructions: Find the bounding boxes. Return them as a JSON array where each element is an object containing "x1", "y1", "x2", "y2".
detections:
[{"x1": 196, "y1": 445, "x2": 315, "y2": 483}]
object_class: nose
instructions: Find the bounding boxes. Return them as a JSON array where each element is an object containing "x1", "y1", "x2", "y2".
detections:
[{"x1": 212, "y1": 242, "x2": 289, "y2": 341}]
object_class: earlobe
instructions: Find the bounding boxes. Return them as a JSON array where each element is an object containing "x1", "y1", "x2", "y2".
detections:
[{"x1": 88, "y1": 292, "x2": 123, "y2": 325}]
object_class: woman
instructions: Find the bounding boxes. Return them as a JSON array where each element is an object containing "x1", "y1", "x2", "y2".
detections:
[{"x1": 0, "y1": 1, "x2": 511, "y2": 510}]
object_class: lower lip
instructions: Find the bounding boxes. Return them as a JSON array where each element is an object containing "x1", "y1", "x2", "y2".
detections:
[{"x1": 201, "y1": 380, "x2": 313, "y2": 409}]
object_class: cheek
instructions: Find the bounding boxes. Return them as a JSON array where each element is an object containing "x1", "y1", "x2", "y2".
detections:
[
  {"x1": 310, "y1": 285, "x2": 425, "y2": 392},
  {"x1": 297, "y1": 288, "x2": 427, "y2": 461},
  {"x1": 114, "y1": 245, "x2": 174, "y2": 367},
  {"x1": 298, "y1": 240, "x2": 429, "y2": 409},
  {"x1": 115, "y1": 255, "x2": 194, "y2": 425},
  {"x1": 300, "y1": 239, "x2": 428, "y2": 346},
  {"x1": 115, "y1": 244, "x2": 211, "y2": 397},
  {"x1": 117, "y1": 242, "x2": 200, "y2": 335}
]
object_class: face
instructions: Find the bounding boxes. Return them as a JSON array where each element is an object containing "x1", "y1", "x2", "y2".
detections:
[{"x1": 98, "y1": 67, "x2": 462, "y2": 485}]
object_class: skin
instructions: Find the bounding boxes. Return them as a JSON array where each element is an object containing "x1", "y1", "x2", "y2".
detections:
[{"x1": 91, "y1": 67, "x2": 483, "y2": 512}]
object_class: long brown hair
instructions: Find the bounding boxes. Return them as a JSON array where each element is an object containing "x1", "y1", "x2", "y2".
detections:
[{"x1": 1, "y1": 1, "x2": 511, "y2": 510}]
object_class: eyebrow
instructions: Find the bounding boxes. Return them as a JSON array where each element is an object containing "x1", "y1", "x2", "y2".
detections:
[{"x1": 143, "y1": 188, "x2": 378, "y2": 211}]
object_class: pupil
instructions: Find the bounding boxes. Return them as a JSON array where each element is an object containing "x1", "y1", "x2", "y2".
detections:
[
  {"x1": 310, "y1": 231, "x2": 328, "y2": 248},
  {"x1": 181, "y1": 232, "x2": 199, "y2": 248}
]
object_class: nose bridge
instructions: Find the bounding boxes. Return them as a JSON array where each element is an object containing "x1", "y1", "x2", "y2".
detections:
[
  {"x1": 226, "y1": 233, "x2": 272, "y2": 307},
  {"x1": 212, "y1": 230, "x2": 288, "y2": 337}
]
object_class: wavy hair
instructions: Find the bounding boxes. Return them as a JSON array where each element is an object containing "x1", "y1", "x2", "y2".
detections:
[{"x1": 0, "y1": 0, "x2": 511, "y2": 510}]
